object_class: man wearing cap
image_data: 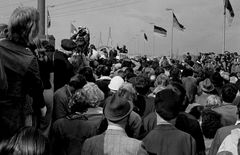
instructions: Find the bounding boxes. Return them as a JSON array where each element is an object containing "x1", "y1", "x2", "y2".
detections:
[
  {"x1": 196, "y1": 78, "x2": 216, "y2": 106},
  {"x1": 81, "y1": 93, "x2": 148, "y2": 155},
  {"x1": 142, "y1": 89, "x2": 196, "y2": 155}
]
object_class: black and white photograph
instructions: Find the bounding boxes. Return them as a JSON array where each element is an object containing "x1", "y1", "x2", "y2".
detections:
[{"x1": 0, "y1": 0, "x2": 240, "y2": 154}]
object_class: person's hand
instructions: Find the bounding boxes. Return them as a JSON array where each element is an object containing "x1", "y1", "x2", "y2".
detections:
[{"x1": 40, "y1": 106, "x2": 47, "y2": 117}]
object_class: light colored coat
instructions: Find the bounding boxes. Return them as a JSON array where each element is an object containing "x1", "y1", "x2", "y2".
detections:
[{"x1": 81, "y1": 129, "x2": 147, "y2": 155}]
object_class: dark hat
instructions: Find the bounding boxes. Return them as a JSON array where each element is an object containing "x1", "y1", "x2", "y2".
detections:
[
  {"x1": 61, "y1": 39, "x2": 77, "y2": 51},
  {"x1": 155, "y1": 89, "x2": 181, "y2": 120},
  {"x1": 104, "y1": 93, "x2": 133, "y2": 122},
  {"x1": 200, "y1": 78, "x2": 215, "y2": 93}
]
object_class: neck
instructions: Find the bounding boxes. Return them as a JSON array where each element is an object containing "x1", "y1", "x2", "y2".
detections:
[{"x1": 108, "y1": 122, "x2": 125, "y2": 128}]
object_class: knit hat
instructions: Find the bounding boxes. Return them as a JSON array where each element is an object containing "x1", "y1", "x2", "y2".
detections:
[{"x1": 108, "y1": 76, "x2": 124, "y2": 91}]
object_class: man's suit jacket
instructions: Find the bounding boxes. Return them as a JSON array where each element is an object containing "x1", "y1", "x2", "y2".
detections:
[
  {"x1": 143, "y1": 124, "x2": 196, "y2": 155},
  {"x1": 81, "y1": 129, "x2": 148, "y2": 155},
  {"x1": 208, "y1": 124, "x2": 240, "y2": 155}
]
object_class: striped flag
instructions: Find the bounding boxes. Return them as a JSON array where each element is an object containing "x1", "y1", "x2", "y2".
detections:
[
  {"x1": 154, "y1": 25, "x2": 167, "y2": 37},
  {"x1": 47, "y1": 9, "x2": 51, "y2": 28},
  {"x1": 144, "y1": 33, "x2": 148, "y2": 41},
  {"x1": 70, "y1": 23, "x2": 77, "y2": 34},
  {"x1": 173, "y1": 13, "x2": 185, "y2": 31},
  {"x1": 224, "y1": 0, "x2": 234, "y2": 25}
]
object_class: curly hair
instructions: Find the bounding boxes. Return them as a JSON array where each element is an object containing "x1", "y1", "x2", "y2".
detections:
[
  {"x1": 201, "y1": 109, "x2": 222, "y2": 139},
  {"x1": 222, "y1": 83, "x2": 238, "y2": 103}
]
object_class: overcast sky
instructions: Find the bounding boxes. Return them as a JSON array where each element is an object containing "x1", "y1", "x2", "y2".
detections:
[{"x1": 0, "y1": 0, "x2": 240, "y2": 56}]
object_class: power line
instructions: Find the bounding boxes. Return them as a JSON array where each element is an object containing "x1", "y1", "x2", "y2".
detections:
[
  {"x1": 51, "y1": 0, "x2": 107, "y2": 13},
  {"x1": 48, "y1": 0, "x2": 83, "y2": 10},
  {"x1": 52, "y1": 0, "x2": 143, "y2": 18},
  {"x1": 50, "y1": 0, "x2": 100, "y2": 12}
]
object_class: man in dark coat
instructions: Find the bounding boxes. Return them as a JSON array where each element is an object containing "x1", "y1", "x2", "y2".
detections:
[
  {"x1": 142, "y1": 89, "x2": 196, "y2": 155},
  {"x1": 54, "y1": 39, "x2": 75, "y2": 91}
]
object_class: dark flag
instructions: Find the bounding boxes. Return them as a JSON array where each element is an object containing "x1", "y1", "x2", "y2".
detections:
[
  {"x1": 224, "y1": 0, "x2": 234, "y2": 25},
  {"x1": 47, "y1": 9, "x2": 51, "y2": 28},
  {"x1": 144, "y1": 33, "x2": 148, "y2": 41},
  {"x1": 154, "y1": 25, "x2": 167, "y2": 37},
  {"x1": 173, "y1": 13, "x2": 185, "y2": 31}
]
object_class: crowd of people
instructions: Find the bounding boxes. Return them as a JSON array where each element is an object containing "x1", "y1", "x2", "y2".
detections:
[{"x1": 1, "y1": 6, "x2": 240, "y2": 155}]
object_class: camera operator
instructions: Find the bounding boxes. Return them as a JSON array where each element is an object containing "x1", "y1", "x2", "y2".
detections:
[{"x1": 70, "y1": 27, "x2": 91, "y2": 73}]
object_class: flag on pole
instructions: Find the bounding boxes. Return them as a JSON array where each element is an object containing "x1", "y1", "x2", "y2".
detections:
[
  {"x1": 47, "y1": 9, "x2": 51, "y2": 28},
  {"x1": 224, "y1": 0, "x2": 234, "y2": 25},
  {"x1": 144, "y1": 33, "x2": 148, "y2": 41},
  {"x1": 173, "y1": 13, "x2": 185, "y2": 31},
  {"x1": 154, "y1": 25, "x2": 167, "y2": 37},
  {"x1": 70, "y1": 23, "x2": 77, "y2": 34}
]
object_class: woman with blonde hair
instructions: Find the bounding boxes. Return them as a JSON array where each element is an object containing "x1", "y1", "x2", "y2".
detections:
[{"x1": 0, "y1": 7, "x2": 46, "y2": 141}]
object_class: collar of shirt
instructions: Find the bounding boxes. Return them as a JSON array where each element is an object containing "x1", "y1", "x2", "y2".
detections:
[
  {"x1": 156, "y1": 111, "x2": 171, "y2": 125},
  {"x1": 107, "y1": 125, "x2": 125, "y2": 131},
  {"x1": 84, "y1": 107, "x2": 103, "y2": 114},
  {"x1": 99, "y1": 76, "x2": 111, "y2": 80},
  {"x1": 235, "y1": 120, "x2": 240, "y2": 125}
]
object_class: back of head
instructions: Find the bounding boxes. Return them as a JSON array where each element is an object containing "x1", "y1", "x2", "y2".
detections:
[
  {"x1": 206, "y1": 95, "x2": 222, "y2": 109},
  {"x1": 78, "y1": 66, "x2": 95, "y2": 82},
  {"x1": 70, "y1": 83, "x2": 104, "y2": 113},
  {"x1": 129, "y1": 75, "x2": 150, "y2": 95},
  {"x1": 8, "y1": 7, "x2": 40, "y2": 45},
  {"x1": 155, "y1": 89, "x2": 181, "y2": 121},
  {"x1": 6, "y1": 127, "x2": 49, "y2": 155},
  {"x1": 69, "y1": 74, "x2": 87, "y2": 90},
  {"x1": 154, "y1": 73, "x2": 169, "y2": 87},
  {"x1": 182, "y1": 68, "x2": 193, "y2": 77},
  {"x1": 101, "y1": 65, "x2": 111, "y2": 76},
  {"x1": 201, "y1": 109, "x2": 222, "y2": 139},
  {"x1": 168, "y1": 82, "x2": 188, "y2": 111},
  {"x1": 154, "y1": 66, "x2": 164, "y2": 76},
  {"x1": 222, "y1": 83, "x2": 238, "y2": 103},
  {"x1": 117, "y1": 82, "x2": 137, "y2": 102},
  {"x1": 170, "y1": 67, "x2": 180, "y2": 79}
]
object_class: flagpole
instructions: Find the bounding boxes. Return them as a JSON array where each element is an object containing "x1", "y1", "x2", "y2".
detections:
[
  {"x1": 166, "y1": 8, "x2": 174, "y2": 58},
  {"x1": 171, "y1": 12, "x2": 174, "y2": 58},
  {"x1": 223, "y1": 5, "x2": 226, "y2": 54},
  {"x1": 153, "y1": 34, "x2": 155, "y2": 57}
]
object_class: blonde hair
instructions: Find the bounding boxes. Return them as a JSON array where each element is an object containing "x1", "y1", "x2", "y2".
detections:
[
  {"x1": 118, "y1": 82, "x2": 137, "y2": 102},
  {"x1": 8, "y1": 7, "x2": 40, "y2": 45}
]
